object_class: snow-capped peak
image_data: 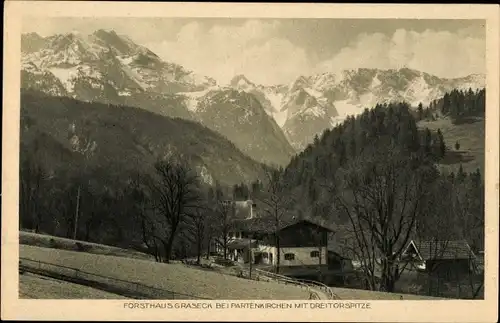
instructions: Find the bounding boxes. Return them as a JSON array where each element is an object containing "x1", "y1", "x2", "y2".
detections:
[
  {"x1": 22, "y1": 28, "x2": 219, "y2": 97},
  {"x1": 91, "y1": 29, "x2": 140, "y2": 56},
  {"x1": 21, "y1": 28, "x2": 486, "y2": 155},
  {"x1": 230, "y1": 74, "x2": 255, "y2": 90},
  {"x1": 308, "y1": 72, "x2": 339, "y2": 91},
  {"x1": 22, "y1": 32, "x2": 44, "y2": 42},
  {"x1": 227, "y1": 67, "x2": 485, "y2": 151},
  {"x1": 289, "y1": 75, "x2": 310, "y2": 93}
]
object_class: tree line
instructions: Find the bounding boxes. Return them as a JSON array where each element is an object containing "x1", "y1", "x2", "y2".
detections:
[
  {"x1": 274, "y1": 94, "x2": 484, "y2": 294},
  {"x1": 243, "y1": 95, "x2": 482, "y2": 294},
  {"x1": 417, "y1": 88, "x2": 485, "y2": 123},
  {"x1": 20, "y1": 141, "x2": 254, "y2": 264}
]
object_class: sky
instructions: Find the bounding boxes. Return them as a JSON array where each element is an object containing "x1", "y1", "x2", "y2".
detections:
[{"x1": 22, "y1": 18, "x2": 486, "y2": 86}]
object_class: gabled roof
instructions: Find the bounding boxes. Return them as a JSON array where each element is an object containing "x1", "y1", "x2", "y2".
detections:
[
  {"x1": 231, "y1": 216, "x2": 335, "y2": 235},
  {"x1": 227, "y1": 238, "x2": 258, "y2": 250},
  {"x1": 280, "y1": 217, "x2": 336, "y2": 233},
  {"x1": 402, "y1": 240, "x2": 475, "y2": 261}
]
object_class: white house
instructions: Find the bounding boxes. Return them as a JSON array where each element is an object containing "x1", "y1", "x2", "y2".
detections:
[{"x1": 217, "y1": 199, "x2": 334, "y2": 275}]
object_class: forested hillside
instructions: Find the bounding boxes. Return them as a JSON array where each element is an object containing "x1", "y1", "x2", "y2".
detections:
[
  {"x1": 21, "y1": 91, "x2": 267, "y2": 185},
  {"x1": 270, "y1": 90, "x2": 484, "y2": 225},
  {"x1": 20, "y1": 91, "x2": 269, "y2": 256},
  {"x1": 420, "y1": 88, "x2": 485, "y2": 124},
  {"x1": 241, "y1": 90, "x2": 484, "y2": 293},
  {"x1": 230, "y1": 89, "x2": 485, "y2": 253},
  {"x1": 19, "y1": 88, "x2": 485, "y2": 294}
]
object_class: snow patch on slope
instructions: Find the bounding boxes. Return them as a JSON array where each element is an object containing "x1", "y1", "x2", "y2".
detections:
[
  {"x1": 370, "y1": 74, "x2": 382, "y2": 88},
  {"x1": 304, "y1": 87, "x2": 328, "y2": 106},
  {"x1": 197, "y1": 165, "x2": 214, "y2": 185},
  {"x1": 118, "y1": 61, "x2": 150, "y2": 90},
  {"x1": 331, "y1": 99, "x2": 364, "y2": 126},
  {"x1": 116, "y1": 55, "x2": 133, "y2": 66},
  {"x1": 272, "y1": 107, "x2": 289, "y2": 128},
  {"x1": 187, "y1": 72, "x2": 214, "y2": 87},
  {"x1": 179, "y1": 86, "x2": 220, "y2": 112},
  {"x1": 118, "y1": 90, "x2": 131, "y2": 96},
  {"x1": 304, "y1": 105, "x2": 326, "y2": 118},
  {"x1": 49, "y1": 66, "x2": 79, "y2": 92},
  {"x1": 264, "y1": 91, "x2": 284, "y2": 112},
  {"x1": 402, "y1": 76, "x2": 434, "y2": 107},
  {"x1": 263, "y1": 91, "x2": 289, "y2": 126},
  {"x1": 359, "y1": 92, "x2": 378, "y2": 108},
  {"x1": 22, "y1": 61, "x2": 44, "y2": 75}
]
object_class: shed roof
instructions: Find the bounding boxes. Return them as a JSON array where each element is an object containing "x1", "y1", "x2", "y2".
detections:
[{"x1": 403, "y1": 240, "x2": 475, "y2": 261}]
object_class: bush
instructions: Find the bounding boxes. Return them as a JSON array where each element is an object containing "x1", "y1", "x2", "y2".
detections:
[{"x1": 74, "y1": 242, "x2": 91, "y2": 252}]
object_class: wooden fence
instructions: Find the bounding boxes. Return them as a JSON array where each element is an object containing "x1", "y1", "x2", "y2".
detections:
[
  {"x1": 242, "y1": 267, "x2": 339, "y2": 300},
  {"x1": 19, "y1": 257, "x2": 211, "y2": 300}
]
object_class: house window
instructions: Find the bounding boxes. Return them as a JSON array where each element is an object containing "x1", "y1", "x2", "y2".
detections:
[
  {"x1": 284, "y1": 253, "x2": 295, "y2": 261},
  {"x1": 310, "y1": 251, "x2": 320, "y2": 258}
]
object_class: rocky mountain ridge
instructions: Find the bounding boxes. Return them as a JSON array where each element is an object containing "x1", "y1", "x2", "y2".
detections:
[
  {"x1": 229, "y1": 69, "x2": 485, "y2": 150},
  {"x1": 21, "y1": 30, "x2": 485, "y2": 153},
  {"x1": 21, "y1": 30, "x2": 296, "y2": 166}
]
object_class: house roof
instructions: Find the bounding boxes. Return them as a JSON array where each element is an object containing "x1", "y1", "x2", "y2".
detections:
[
  {"x1": 403, "y1": 240, "x2": 475, "y2": 261},
  {"x1": 231, "y1": 216, "x2": 335, "y2": 235},
  {"x1": 227, "y1": 238, "x2": 258, "y2": 250}
]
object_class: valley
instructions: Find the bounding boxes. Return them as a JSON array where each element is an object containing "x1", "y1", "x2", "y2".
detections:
[{"x1": 18, "y1": 27, "x2": 486, "y2": 302}]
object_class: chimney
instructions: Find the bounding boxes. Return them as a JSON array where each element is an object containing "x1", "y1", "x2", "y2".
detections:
[{"x1": 247, "y1": 199, "x2": 256, "y2": 219}]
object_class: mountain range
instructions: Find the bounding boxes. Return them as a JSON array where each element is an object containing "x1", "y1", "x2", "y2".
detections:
[
  {"x1": 21, "y1": 30, "x2": 295, "y2": 166},
  {"x1": 228, "y1": 69, "x2": 484, "y2": 150},
  {"x1": 21, "y1": 29, "x2": 485, "y2": 158}
]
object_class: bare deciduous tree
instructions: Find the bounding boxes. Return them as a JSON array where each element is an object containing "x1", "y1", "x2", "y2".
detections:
[
  {"x1": 125, "y1": 174, "x2": 163, "y2": 262},
  {"x1": 255, "y1": 168, "x2": 294, "y2": 274},
  {"x1": 150, "y1": 159, "x2": 201, "y2": 263},
  {"x1": 191, "y1": 206, "x2": 211, "y2": 264},
  {"x1": 213, "y1": 198, "x2": 234, "y2": 260},
  {"x1": 332, "y1": 146, "x2": 431, "y2": 292}
]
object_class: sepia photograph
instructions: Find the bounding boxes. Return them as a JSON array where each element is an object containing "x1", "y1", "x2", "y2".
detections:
[{"x1": 2, "y1": 2, "x2": 499, "y2": 322}]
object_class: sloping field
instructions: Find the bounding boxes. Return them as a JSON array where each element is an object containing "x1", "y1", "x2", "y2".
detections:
[
  {"x1": 19, "y1": 272, "x2": 128, "y2": 299},
  {"x1": 418, "y1": 118, "x2": 484, "y2": 174},
  {"x1": 20, "y1": 231, "x2": 153, "y2": 261},
  {"x1": 19, "y1": 233, "x2": 442, "y2": 300},
  {"x1": 20, "y1": 245, "x2": 310, "y2": 300},
  {"x1": 329, "y1": 287, "x2": 443, "y2": 300}
]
